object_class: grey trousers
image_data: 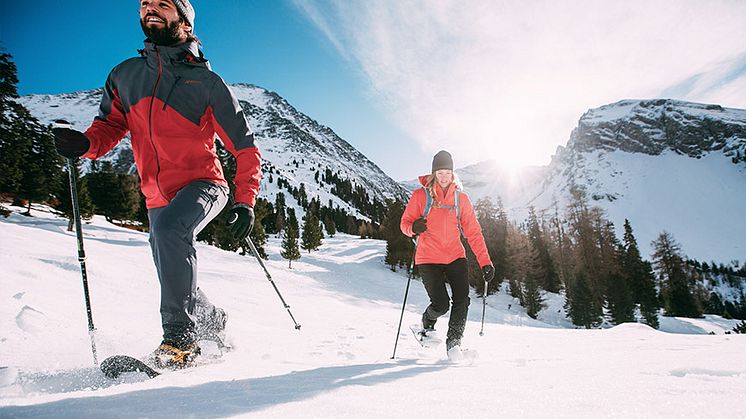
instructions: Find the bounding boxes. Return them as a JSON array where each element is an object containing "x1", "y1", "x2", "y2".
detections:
[{"x1": 148, "y1": 180, "x2": 229, "y2": 344}]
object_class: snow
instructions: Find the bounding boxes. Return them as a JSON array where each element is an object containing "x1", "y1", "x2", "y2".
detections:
[
  {"x1": 582, "y1": 99, "x2": 640, "y2": 123},
  {"x1": 1, "y1": 205, "x2": 745, "y2": 418}
]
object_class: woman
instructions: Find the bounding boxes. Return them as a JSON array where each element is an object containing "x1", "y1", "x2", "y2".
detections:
[{"x1": 400, "y1": 150, "x2": 494, "y2": 356}]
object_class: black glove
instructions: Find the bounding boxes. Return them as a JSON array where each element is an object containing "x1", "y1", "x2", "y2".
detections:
[
  {"x1": 226, "y1": 204, "x2": 255, "y2": 241},
  {"x1": 412, "y1": 216, "x2": 427, "y2": 235},
  {"x1": 482, "y1": 265, "x2": 495, "y2": 282},
  {"x1": 51, "y1": 120, "x2": 90, "y2": 158}
]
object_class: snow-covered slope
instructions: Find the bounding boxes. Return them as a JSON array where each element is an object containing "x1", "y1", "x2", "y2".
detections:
[
  {"x1": 1, "y1": 205, "x2": 745, "y2": 417},
  {"x1": 19, "y1": 84, "x2": 409, "y2": 220},
  {"x1": 454, "y1": 99, "x2": 746, "y2": 262}
]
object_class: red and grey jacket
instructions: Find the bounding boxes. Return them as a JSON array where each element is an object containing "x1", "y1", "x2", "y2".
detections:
[
  {"x1": 401, "y1": 175, "x2": 492, "y2": 267},
  {"x1": 83, "y1": 40, "x2": 261, "y2": 209}
]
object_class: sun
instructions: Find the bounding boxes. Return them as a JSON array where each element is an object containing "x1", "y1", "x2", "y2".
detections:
[{"x1": 481, "y1": 137, "x2": 540, "y2": 172}]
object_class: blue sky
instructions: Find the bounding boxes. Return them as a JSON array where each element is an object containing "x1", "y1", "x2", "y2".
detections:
[{"x1": 3, "y1": 1, "x2": 746, "y2": 181}]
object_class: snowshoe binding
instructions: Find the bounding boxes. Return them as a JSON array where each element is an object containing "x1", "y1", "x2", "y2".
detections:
[{"x1": 152, "y1": 341, "x2": 201, "y2": 369}]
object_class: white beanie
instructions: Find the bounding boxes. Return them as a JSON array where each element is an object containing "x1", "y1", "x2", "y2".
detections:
[{"x1": 172, "y1": 0, "x2": 195, "y2": 29}]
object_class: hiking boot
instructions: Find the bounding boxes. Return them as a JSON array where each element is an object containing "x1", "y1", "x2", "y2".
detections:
[
  {"x1": 446, "y1": 343, "x2": 463, "y2": 361},
  {"x1": 195, "y1": 288, "x2": 228, "y2": 343},
  {"x1": 446, "y1": 338, "x2": 461, "y2": 352},
  {"x1": 152, "y1": 340, "x2": 200, "y2": 368},
  {"x1": 422, "y1": 312, "x2": 436, "y2": 332}
]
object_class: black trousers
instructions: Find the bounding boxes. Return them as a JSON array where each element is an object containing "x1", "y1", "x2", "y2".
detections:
[{"x1": 419, "y1": 258, "x2": 470, "y2": 346}]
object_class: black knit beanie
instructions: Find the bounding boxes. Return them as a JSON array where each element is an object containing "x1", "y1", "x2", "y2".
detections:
[
  {"x1": 431, "y1": 150, "x2": 454, "y2": 172},
  {"x1": 172, "y1": 0, "x2": 195, "y2": 29}
]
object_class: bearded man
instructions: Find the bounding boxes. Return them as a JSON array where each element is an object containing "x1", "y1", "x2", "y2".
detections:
[{"x1": 52, "y1": 0, "x2": 261, "y2": 367}]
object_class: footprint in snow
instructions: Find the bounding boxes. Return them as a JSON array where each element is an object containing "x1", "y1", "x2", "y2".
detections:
[{"x1": 15, "y1": 305, "x2": 46, "y2": 332}]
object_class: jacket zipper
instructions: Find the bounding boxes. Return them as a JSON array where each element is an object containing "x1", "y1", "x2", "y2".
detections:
[
  {"x1": 148, "y1": 47, "x2": 168, "y2": 202},
  {"x1": 162, "y1": 75, "x2": 181, "y2": 110}
]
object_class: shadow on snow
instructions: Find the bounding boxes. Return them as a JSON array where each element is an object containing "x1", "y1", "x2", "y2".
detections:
[{"x1": 2, "y1": 360, "x2": 447, "y2": 417}]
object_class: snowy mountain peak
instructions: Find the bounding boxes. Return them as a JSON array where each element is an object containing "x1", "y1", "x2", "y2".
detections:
[{"x1": 568, "y1": 98, "x2": 746, "y2": 159}]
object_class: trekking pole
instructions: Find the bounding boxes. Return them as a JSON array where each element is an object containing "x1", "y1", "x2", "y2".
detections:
[
  {"x1": 391, "y1": 238, "x2": 418, "y2": 359},
  {"x1": 479, "y1": 276, "x2": 488, "y2": 336},
  {"x1": 244, "y1": 237, "x2": 301, "y2": 330},
  {"x1": 67, "y1": 157, "x2": 99, "y2": 365}
]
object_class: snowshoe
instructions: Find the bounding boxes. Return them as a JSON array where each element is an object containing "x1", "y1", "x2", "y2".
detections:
[
  {"x1": 151, "y1": 341, "x2": 201, "y2": 369},
  {"x1": 410, "y1": 323, "x2": 443, "y2": 349}
]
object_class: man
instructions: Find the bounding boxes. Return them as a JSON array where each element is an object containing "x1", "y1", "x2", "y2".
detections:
[{"x1": 52, "y1": 0, "x2": 261, "y2": 367}]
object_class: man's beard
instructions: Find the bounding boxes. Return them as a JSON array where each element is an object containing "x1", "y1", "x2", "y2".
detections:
[{"x1": 140, "y1": 17, "x2": 184, "y2": 46}]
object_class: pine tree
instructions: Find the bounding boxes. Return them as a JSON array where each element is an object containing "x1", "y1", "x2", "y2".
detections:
[
  {"x1": 704, "y1": 292, "x2": 725, "y2": 315},
  {"x1": 522, "y1": 275, "x2": 545, "y2": 319},
  {"x1": 381, "y1": 199, "x2": 412, "y2": 272},
  {"x1": 548, "y1": 202, "x2": 571, "y2": 287},
  {"x1": 621, "y1": 220, "x2": 659, "y2": 327},
  {"x1": 651, "y1": 231, "x2": 702, "y2": 318},
  {"x1": 324, "y1": 215, "x2": 337, "y2": 237},
  {"x1": 738, "y1": 293, "x2": 746, "y2": 320},
  {"x1": 281, "y1": 209, "x2": 301, "y2": 268},
  {"x1": 566, "y1": 187, "x2": 604, "y2": 308},
  {"x1": 248, "y1": 197, "x2": 270, "y2": 259},
  {"x1": 606, "y1": 271, "x2": 636, "y2": 324},
  {"x1": 0, "y1": 54, "x2": 63, "y2": 211},
  {"x1": 274, "y1": 192, "x2": 286, "y2": 234},
  {"x1": 298, "y1": 183, "x2": 308, "y2": 208},
  {"x1": 301, "y1": 209, "x2": 323, "y2": 253},
  {"x1": 565, "y1": 271, "x2": 602, "y2": 328},
  {"x1": 17, "y1": 122, "x2": 62, "y2": 215},
  {"x1": 638, "y1": 261, "x2": 660, "y2": 328},
  {"x1": 596, "y1": 218, "x2": 635, "y2": 325},
  {"x1": 526, "y1": 207, "x2": 561, "y2": 293},
  {"x1": 0, "y1": 53, "x2": 26, "y2": 197},
  {"x1": 475, "y1": 197, "x2": 508, "y2": 294},
  {"x1": 506, "y1": 224, "x2": 531, "y2": 304}
]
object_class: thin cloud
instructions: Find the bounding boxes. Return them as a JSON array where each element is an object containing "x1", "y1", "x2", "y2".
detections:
[
  {"x1": 290, "y1": 0, "x2": 348, "y2": 59},
  {"x1": 294, "y1": 0, "x2": 746, "y2": 168}
]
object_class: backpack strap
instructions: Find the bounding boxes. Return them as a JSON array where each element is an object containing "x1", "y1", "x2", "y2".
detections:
[
  {"x1": 423, "y1": 188, "x2": 433, "y2": 218},
  {"x1": 455, "y1": 190, "x2": 461, "y2": 220},
  {"x1": 454, "y1": 190, "x2": 464, "y2": 237}
]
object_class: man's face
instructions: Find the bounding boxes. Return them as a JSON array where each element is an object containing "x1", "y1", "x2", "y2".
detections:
[{"x1": 139, "y1": 0, "x2": 190, "y2": 46}]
